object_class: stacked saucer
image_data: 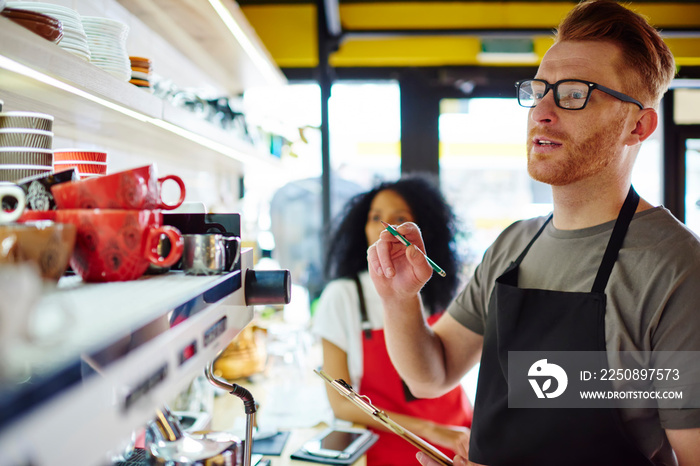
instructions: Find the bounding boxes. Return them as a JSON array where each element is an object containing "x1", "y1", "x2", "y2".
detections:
[
  {"x1": 1, "y1": 7, "x2": 64, "y2": 43},
  {"x1": 81, "y1": 16, "x2": 130, "y2": 82},
  {"x1": 129, "y1": 56, "x2": 153, "y2": 92},
  {"x1": 7, "y1": 2, "x2": 90, "y2": 61},
  {"x1": 0, "y1": 111, "x2": 54, "y2": 182}
]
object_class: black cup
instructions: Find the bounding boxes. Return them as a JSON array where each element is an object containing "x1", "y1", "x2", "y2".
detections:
[{"x1": 13, "y1": 168, "x2": 78, "y2": 210}]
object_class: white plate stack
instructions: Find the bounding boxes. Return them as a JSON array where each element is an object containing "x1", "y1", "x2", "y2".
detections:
[
  {"x1": 7, "y1": 1, "x2": 90, "y2": 62},
  {"x1": 81, "y1": 16, "x2": 130, "y2": 82}
]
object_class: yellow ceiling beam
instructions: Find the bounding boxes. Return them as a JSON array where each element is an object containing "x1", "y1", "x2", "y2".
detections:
[
  {"x1": 332, "y1": 36, "x2": 483, "y2": 67},
  {"x1": 240, "y1": 3, "x2": 700, "y2": 69},
  {"x1": 631, "y1": 4, "x2": 700, "y2": 28},
  {"x1": 331, "y1": 36, "x2": 553, "y2": 67},
  {"x1": 240, "y1": 4, "x2": 317, "y2": 68},
  {"x1": 337, "y1": 2, "x2": 700, "y2": 29},
  {"x1": 665, "y1": 38, "x2": 700, "y2": 67},
  {"x1": 338, "y1": 2, "x2": 573, "y2": 29}
]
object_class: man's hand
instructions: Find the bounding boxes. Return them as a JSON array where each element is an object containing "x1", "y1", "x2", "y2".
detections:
[
  {"x1": 426, "y1": 425, "x2": 470, "y2": 453},
  {"x1": 416, "y1": 434, "x2": 470, "y2": 466},
  {"x1": 367, "y1": 222, "x2": 433, "y2": 303}
]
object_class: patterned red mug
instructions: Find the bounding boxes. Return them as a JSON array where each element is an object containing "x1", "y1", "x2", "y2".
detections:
[
  {"x1": 55, "y1": 209, "x2": 184, "y2": 282},
  {"x1": 51, "y1": 164, "x2": 186, "y2": 210}
]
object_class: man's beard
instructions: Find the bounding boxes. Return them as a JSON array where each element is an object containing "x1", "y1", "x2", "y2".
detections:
[{"x1": 526, "y1": 116, "x2": 626, "y2": 186}]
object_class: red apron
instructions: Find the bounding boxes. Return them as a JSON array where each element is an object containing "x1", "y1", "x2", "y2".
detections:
[{"x1": 360, "y1": 314, "x2": 473, "y2": 466}]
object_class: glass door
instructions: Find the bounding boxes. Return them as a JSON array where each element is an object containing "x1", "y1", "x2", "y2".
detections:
[{"x1": 684, "y1": 138, "x2": 700, "y2": 235}]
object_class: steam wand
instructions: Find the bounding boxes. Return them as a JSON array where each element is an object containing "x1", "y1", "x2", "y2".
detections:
[{"x1": 204, "y1": 361, "x2": 256, "y2": 466}]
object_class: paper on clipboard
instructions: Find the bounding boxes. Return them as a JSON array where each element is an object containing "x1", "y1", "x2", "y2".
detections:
[{"x1": 315, "y1": 369, "x2": 454, "y2": 466}]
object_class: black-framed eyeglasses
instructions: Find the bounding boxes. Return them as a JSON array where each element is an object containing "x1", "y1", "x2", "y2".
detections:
[{"x1": 515, "y1": 79, "x2": 644, "y2": 110}]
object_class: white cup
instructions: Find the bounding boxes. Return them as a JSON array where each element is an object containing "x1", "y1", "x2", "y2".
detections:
[
  {"x1": 0, "y1": 182, "x2": 26, "y2": 223},
  {"x1": 0, "y1": 264, "x2": 42, "y2": 341},
  {"x1": 0, "y1": 264, "x2": 76, "y2": 373}
]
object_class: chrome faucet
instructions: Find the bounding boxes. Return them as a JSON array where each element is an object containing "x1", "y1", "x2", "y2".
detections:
[{"x1": 204, "y1": 361, "x2": 256, "y2": 466}]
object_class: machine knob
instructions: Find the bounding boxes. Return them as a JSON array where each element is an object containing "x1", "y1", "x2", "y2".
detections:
[{"x1": 244, "y1": 269, "x2": 292, "y2": 305}]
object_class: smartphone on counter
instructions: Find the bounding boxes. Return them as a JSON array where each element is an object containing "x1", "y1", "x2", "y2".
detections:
[{"x1": 302, "y1": 427, "x2": 375, "y2": 460}]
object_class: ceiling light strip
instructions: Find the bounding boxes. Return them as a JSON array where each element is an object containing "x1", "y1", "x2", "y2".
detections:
[{"x1": 208, "y1": 0, "x2": 284, "y2": 86}]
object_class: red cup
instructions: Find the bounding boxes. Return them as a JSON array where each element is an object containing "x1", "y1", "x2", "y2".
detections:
[
  {"x1": 18, "y1": 210, "x2": 56, "y2": 222},
  {"x1": 55, "y1": 209, "x2": 184, "y2": 282},
  {"x1": 53, "y1": 150, "x2": 108, "y2": 163},
  {"x1": 53, "y1": 161, "x2": 107, "y2": 175},
  {"x1": 51, "y1": 164, "x2": 186, "y2": 210}
]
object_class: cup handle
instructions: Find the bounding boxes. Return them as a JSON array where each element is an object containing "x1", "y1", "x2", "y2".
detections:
[
  {"x1": 146, "y1": 226, "x2": 184, "y2": 268},
  {"x1": 157, "y1": 175, "x2": 186, "y2": 210},
  {"x1": 203, "y1": 222, "x2": 226, "y2": 234},
  {"x1": 0, "y1": 187, "x2": 26, "y2": 223},
  {"x1": 222, "y1": 236, "x2": 241, "y2": 271}
]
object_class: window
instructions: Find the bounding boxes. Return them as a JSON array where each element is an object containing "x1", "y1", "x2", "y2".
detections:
[{"x1": 439, "y1": 98, "x2": 548, "y2": 271}]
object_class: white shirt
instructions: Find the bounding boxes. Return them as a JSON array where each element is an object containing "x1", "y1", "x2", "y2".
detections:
[{"x1": 312, "y1": 271, "x2": 384, "y2": 388}]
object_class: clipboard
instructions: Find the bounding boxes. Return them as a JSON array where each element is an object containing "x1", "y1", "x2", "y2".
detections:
[{"x1": 315, "y1": 369, "x2": 454, "y2": 466}]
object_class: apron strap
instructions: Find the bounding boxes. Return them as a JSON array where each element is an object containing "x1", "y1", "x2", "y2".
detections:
[
  {"x1": 355, "y1": 274, "x2": 419, "y2": 401},
  {"x1": 591, "y1": 186, "x2": 640, "y2": 294},
  {"x1": 354, "y1": 275, "x2": 373, "y2": 339},
  {"x1": 513, "y1": 214, "x2": 553, "y2": 267}
]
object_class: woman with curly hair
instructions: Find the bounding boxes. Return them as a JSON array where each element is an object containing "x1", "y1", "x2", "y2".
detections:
[{"x1": 312, "y1": 174, "x2": 472, "y2": 465}]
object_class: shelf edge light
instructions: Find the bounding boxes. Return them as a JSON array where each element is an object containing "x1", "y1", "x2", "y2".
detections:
[
  {"x1": 148, "y1": 118, "x2": 270, "y2": 166},
  {"x1": 0, "y1": 55, "x2": 153, "y2": 124},
  {"x1": 207, "y1": 0, "x2": 285, "y2": 86}
]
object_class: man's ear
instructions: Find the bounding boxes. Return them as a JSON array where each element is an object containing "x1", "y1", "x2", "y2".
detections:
[{"x1": 627, "y1": 108, "x2": 658, "y2": 145}]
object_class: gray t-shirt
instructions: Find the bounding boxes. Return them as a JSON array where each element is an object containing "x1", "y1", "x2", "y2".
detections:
[{"x1": 448, "y1": 206, "x2": 700, "y2": 464}]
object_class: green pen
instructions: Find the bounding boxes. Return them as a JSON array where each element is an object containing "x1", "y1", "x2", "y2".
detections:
[{"x1": 381, "y1": 221, "x2": 446, "y2": 277}]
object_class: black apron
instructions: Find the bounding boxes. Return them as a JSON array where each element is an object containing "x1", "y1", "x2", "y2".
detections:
[{"x1": 469, "y1": 187, "x2": 653, "y2": 466}]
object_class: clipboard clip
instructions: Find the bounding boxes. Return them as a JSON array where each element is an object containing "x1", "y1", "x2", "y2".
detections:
[{"x1": 315, "y1": 369, "x2": 385, "y2": 416}]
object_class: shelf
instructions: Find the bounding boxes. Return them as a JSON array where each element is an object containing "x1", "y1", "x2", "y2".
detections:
[
  {"x1": 0, "y1": 3, "x2": 288, "y2": 464},
  {"x1": 0, "y1": 18, "x2": 281, "y2": 173},
  {"x1": 0, "y1": 249, "x2": 255, "y2": 466},
  {"x1": 115, "y1": 0, "x2": 286, "y2": 95}
]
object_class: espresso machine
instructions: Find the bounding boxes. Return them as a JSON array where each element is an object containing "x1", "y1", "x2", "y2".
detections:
[{"x1": 143, "y1": 266, "x2": 292, "y2": 466}]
